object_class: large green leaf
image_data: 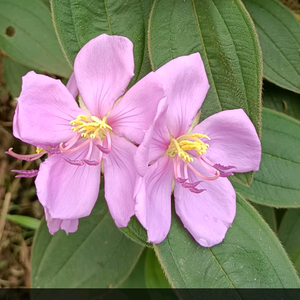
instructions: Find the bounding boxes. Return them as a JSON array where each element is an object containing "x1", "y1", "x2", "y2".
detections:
[
  {"x1": 2, "y1": 57, "x2": 34, "y2": 98},
  {"x1": 148, "y1": 0, "x2": 262, "y2": 186},
  {"x1": 154, "y1": 194, "x2": 300, "y2": 290},
  {"x1": 263, "y1": 80, "x2": 300, "y2": 121},
  {"x1": 51, "y1": 0, "x2": 153, "y2": 84},
  {"x1": 251, "y1": 203, "x2": 277, "y2": 232},
  {"x1": 119, "y1": 249, "x2": 147, "y2": 288},
  {"x1": 31, "y1": 190, "x2": 143, "y2": 288},
  {"x1": 278, "y1": 209, "x2": 300, "y2": 274},
  {"x1": 145, "y1": 248, "x2": 171, "y2": 288},
  {"x1": 232, "y1": 108, "x2": 300, "y2": 207},
  {"x1": 243, "y1": 0, "x2": 300, "y2": 94},
  {"x1": 0, "y1": 0, "x2": 71, "y2": 77}
]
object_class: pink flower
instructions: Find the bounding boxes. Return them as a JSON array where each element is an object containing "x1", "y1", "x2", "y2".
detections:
[
  {"x1": 134, "y1": 53, "x2": 261, "y2": 247},
  {"x1": 9, "y1": 34, "x2": 165, "y2": 234}
]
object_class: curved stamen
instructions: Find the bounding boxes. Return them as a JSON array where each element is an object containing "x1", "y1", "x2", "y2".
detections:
[
  {"x1": 84, "y1": 140, "x2": 93, "y2": 160},
  {"x1": 83, "y1": 145, "x2": 103, "y2": 166},
  {"x1": 105, "y1": 129, "x2": 112, "y2": 153},
  {"x1": 189, "y1": 187, "x2": 205, "y2": 194},
  {"x1": 197, "y1": 156, "x2": 219, "y2": 176},
  {"x1": 187, "y1": 162, "x2": 220, "y2": 181},
  {"x1": 12, "y1": 169, "x2": 39, "y2": 178},
  {"x1": 63, "y1": 157, "x2": 85, "y2": 166},
  {"x1": 6, "y1": 148, "x2": 46, "y2": 161},
  {"x1": 63, "y1": 133, "x2": 81, "y2": 150},
  {"x1": 60, "y1": 139, "x2": 90, "y2": 153}
]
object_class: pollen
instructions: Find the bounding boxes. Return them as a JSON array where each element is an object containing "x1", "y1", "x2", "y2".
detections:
[
  {"x1": 167, "y1": 133, "x2": 210, "y2": 162},
  {"x1": 36, "y1": 147, "x2": 44, "y2": 154},
  {"x1": 70, "y1": 114, "x2": 112, "y2": 139}
]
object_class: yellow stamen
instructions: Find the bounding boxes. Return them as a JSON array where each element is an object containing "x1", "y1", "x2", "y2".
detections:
[
  {"x1": 36, "y1": 147, "x2": 44, "y2": 154},
  {"x1": 166, "y1": 133, "x2": 210, "y2": 162},
  {"x1": 70, "y1": 114, "x2": 112, "y2": 139}
]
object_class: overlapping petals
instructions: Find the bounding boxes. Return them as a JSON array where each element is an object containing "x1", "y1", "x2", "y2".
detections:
[
  {"x1": 134, "y1": 53, "x2": 261, "y2": 247},
  {"x1": 10, "y1": 34, "x2": 166, "y2": 235},
  {"x1": 102, "y1": 135, "x2": 138, "y2": 227},
  {"x1": 74, "y1": 34, "x2": 135, "y2": 118},
  {"x1": 135, "y1": 156, "x2": 174, "y2": 243},
  {"x1": 155, "y1": 53, "x2": 210, "y2": 138},
  {"x1": 108, "y1": 72, "x2": 166, "y2": 145},
  {"x1": 35, "y1": 143, "x2": 101, "y2": 220}
]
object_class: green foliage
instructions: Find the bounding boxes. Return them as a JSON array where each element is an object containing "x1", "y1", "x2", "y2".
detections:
[
  {"x1": 51, "y1": 0, "x2": 154, "y2": 85},
  {"x1": 148, "y1": 0, "x2": 262, "y2": 186},
  {"x1": 278, "y1": 209, "x2": 300, "y2": 274},
  {"x1": 232, "y1": 108, "x2": 300, "y2": 207},
  {"x1": 31, "y1": 190, "x2": 143, "y2": 288},
  {"x1": 5, "y1": 214, "x2": 40, "y2": 230},
  {"x1": 155, "y1": 195, "x2": 300, "y2": 289},
  {"x1": 2, "y1": 0, "x2": 300, "y2": 290},
  {"x1": 243, "y1": 0, "x2": 300, "y2": 93},
  {"x1": 0, "y1": 0, "x2": 71, "y2": 77},
  {"x1": 2, "y1": 57, "x2": 34, "y2": 98}
]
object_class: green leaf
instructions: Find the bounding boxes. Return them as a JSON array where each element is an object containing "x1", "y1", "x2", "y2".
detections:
[
  {"x1": 243, "y1": 0, "x2": 300, "y2": 94},
  {"x1": 232, "y1": 108, "x2": 300, "y2": 207},
  {"x1": 251, "y1": 203, "x2": 277, "y2": 232},
  {"x1": 145, "y1": 248, "x2": 171, "y2": 288},
  {"x1": 2, "y1": 57, "x2": 34, "y2": 98},
  {"x1": 121, "y1": 216, "x2": 153, "y2": 248},
  {"x1": 5, "y1": 214, "x2": 40, "y2": 230},
  {"x1": 31, "y1": 190, "x2": 143, "y2": 288},
  {"x1": 155, "y1": 194, "x2": 300, "y2": 289},
  {"x1": 51, "y1": 0, "x2": 153, "y2": 84},
  {"x1": 119, "y1": 248, "x2": 147, "y2": 288},
  {"x1": 148, "y1": 0, "x2": 262, "y2": 186},
  {"x1": 263, "y1": 80, "x2": 300, "y2": 121},
  {"x1": 0, "y1": 0, "x2": 71, "y2": 77},
  {"x1": 278, "y1": 209, "x2": 300, "y2": 274}
]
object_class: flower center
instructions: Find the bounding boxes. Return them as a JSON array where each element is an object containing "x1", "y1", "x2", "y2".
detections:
[
  {"x1": 70, "y1": 114, "x2": 112, "y2": 139},
  {"x1": 166, "y1": 133, "x2": 224, "y2": 193},
  {"x1": 166, "y1": 133, "x2": 210, "y2": 162},
  {"x1": 59, "y1": 114, "x2": 113, "y2": 166}
]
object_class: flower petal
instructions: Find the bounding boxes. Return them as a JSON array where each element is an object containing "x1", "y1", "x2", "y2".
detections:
[
  {"x1": 193, "y1": 109, "x2": 261, "y2": 173},
  {"x1": 135, "y1": 156, "x2": 174, "y2": 244},
  {"x1": 108, "y1": 71, "x2": 166, "y2": 144},
  {"x1": 66, "y1": 72, "x2": 79, "y2": 99},
  {"x1": 174, "y1": 169, "x2": 236, "y2": 247},
  {"x1": 35, "y1": 144, "x2": 101, "y2": 219},
  {"x1": 102, "y1": 135, "x2": 137, "y2": 227},
  {"x1": 74, "y1": 34, "x2": 134, "y2": 118},
  {"x1": 155, "y1": 53, "x2": 210, "y2": 138},
  {"x1": 134, "y1": 99, "x2": 170, "y2": 176},
  {"x1": 44, "y1": 208, "x2": 79, "y2": 235},
  {"x1": 13, "y1": 71, "x2": 84, "y2": 147}
]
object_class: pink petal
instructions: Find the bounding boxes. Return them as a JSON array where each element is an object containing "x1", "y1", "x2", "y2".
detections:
[
  {"x1": 66, "y1": 72, "x2": 79, "y2": 99},
  {"x1": 155, "y1": 53, "x2": 210, "y2": 138},
  {"x1": 135, "y1": 156, "x2": 174, "y2": 244},
  {"x1": 74, "y1": 34, "x2": 134, "y2": 118},
  {"x1": 44, "y1": 208, "x2": 79, "y2": 235},
  {"x1": 193, "y1": 109, "x2": 261, "y2": 173},
  {"x1": 174, "y1": 167, "x2": 236, "y2": 247},
  {"x1": 35, "y1": 144, "x2": 101, "y2": 219},
  {"x1": 134, "y1": 99, "x2": 170, "y2": 176},
  {"x1": 13, "y1": 71, "x2": 85, "y2": 147},
  {"x1": 102, "y1": 135, "x2": 137, "y2": 227},
  {"x1": 108, "y1": 71, "x2": 166, "y2": 144}
]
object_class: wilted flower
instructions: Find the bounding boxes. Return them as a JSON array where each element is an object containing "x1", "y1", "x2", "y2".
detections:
[
  {"x1": 134, "y1": 53, "x2": 261, "y2": 247},
  {"x1": 8, "y1": 34, "x2": 165, "y2": 234}
]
